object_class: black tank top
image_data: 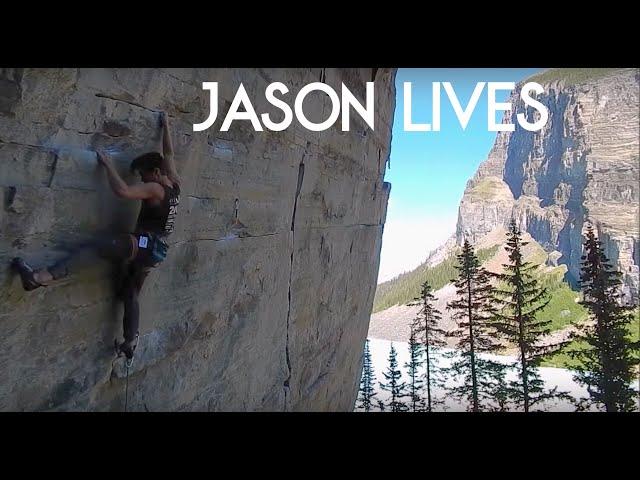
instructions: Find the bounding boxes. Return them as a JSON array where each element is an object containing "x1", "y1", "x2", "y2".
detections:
[{"x1": 135, "y1": 183, "x2": 180, "y2": 237}]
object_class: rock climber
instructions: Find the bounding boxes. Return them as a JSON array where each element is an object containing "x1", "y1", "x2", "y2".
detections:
[{"x1": 11, "y1": 111, "x2": 181, "y2": 366}]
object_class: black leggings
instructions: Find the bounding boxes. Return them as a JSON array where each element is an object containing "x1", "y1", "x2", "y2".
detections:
[{"x1": 48, "y1": 234, "x2": 151, "y2": 343}]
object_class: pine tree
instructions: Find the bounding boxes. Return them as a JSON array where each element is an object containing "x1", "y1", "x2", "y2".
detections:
[
  {"x1": 493, "y1": 221, "x2": 567, "y2": 412},
  {"x1": 490, "y1": 365, "x2": 512, "y2": 412},
  {"x1": 570, "y1": 225, "x2": 639, "y2": 412},
  {"x1": 379, "y1": 343, "x2": 409, "y2": 412},
  {"x1": 446, "y1": 240, "x2": 505, "y2": 412},
  {"x1": 404, "y1": 327, "x2": 425, "y2": 412},
  {"x1": 409, "y1": 280, "x2": 447, "y2": 411},
  {"x1": 356, "y1": 339, "x2": 378, "y2": 412}
]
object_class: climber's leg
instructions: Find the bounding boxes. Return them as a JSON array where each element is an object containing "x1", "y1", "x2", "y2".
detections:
[
  {"x1": 118, "y1": 262, "x2": 150, "y2": 359},
  {"x1": 48, "y1": 234, "x2": 138, "y2": 279},
  {"x1": 12, "y1": 234, "x2": 137, "y2": 291}
]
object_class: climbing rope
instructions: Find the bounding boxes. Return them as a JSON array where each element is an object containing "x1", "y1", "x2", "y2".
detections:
[
  {"x1": 120, "y1": 333, "x2": 138, "y2": 412},
  {"x1": 124, "y1": 363, "x2": 130, "y2": 412}
]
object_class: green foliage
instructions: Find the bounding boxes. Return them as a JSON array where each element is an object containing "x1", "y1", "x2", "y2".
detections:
[
  {"x1": 526, "y1": 68, "x2": 623, "y2": 86},
  {"x1": 502, "y1": 241, "x2": 587, "y2": 334},
  {"x1": 372, "y1": 222, "x2": 638, "y2": 411},
  {"x1": 356, "y1": 339, "x2": 377, "y2": 412},
  {"x1": 526, "y1": 240, "x2": 549, "y2": 266},
  {"x1": 409, "y1": 280, "x2": 447, "y2": 411},
  {"x1": 466, "y1": 177, "x2": 509, "y2": 200},
  {"x1": 373, "y1": 245, "x2": 500, "y2": 313},
  {"x1": 567, "y1": 226, "x2": 639, "y2": 411},
  {"x1": 539, "y1": 282, "x2": 588, "y2": 332},
  {"x1": 543, "y1": 311, "x2": 640, "y2": 369},
  {"x1": 493, "y1": 221, "x2": 569, "y2": 411},
  {"x1": 537, "y1": 265, "x2": 566, "y2": 289},
  {"x1": 446, "y1": 240, "x2": 505, "y2": 412},
  {"x1": 512, "y1": 245, "x2": 588, "y2": 333},
  {"x1": 404, "y1": 327, "x2": 425, "y2": 412},
  {"x1": 379, "y1": 343, "x2": 409, "y2": 412}
]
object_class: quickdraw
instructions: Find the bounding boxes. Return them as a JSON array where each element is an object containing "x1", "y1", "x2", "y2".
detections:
[{"x1": 114, "y1": 333, "x2": 139, "y2": 412}]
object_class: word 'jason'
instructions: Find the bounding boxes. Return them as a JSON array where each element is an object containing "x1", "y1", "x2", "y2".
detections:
[{"x1": 193, "y1": 82, "x2": 374, "y2": 132}]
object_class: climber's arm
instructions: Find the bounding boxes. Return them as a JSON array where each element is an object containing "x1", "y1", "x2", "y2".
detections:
[
  {"x1": 96, "y1": 151, "x2": 164, "y2": 201},
  {"x1": 159, "y1": 111, "x2": 181, "y2": 186}
]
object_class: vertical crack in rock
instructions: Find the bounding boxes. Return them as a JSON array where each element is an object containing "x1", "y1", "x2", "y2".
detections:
[
  {"x1": 283, "y1": 146, "x2": 307, "y2": 410},
  {"x1": 291, "y1": 160, "x2": 305, "y2": 232},
  {"x1": 47, "y1": 152, "x2": 59, "y2": 188},
  {"x1": 4, "y1": 186, "x2": 17, "y2": 212}
]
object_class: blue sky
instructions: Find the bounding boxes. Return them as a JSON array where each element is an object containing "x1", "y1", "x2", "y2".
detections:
[{"x1": 378, "y1": 68, "x2": 541, "y2": 283}]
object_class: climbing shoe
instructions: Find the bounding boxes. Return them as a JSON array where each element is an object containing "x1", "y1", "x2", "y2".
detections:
[
  {"x1": 11, "y1": 257, "x2": 44, "y2": 291},
  {"x1": 115, "y1": 340, "x2": 135, "y2": 368},
  {"x1": 115, "y1": 333, "x2": 139, "y2": 366}
]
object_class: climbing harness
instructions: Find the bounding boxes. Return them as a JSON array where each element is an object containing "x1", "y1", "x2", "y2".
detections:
[
  {"x1": 136, "y1": 233, "x2": 168, "y2": 267},
  {"x1": 149, "y1": 235, "x2": 169, "y2": 266}
]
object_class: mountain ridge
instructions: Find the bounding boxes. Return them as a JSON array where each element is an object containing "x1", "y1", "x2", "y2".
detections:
[
  {"x1": 370, "y1": 69, "x2": 639, "y2": 365},
  {"x1": 457, "y1": 67, "x2": 639, "y2": 302}
]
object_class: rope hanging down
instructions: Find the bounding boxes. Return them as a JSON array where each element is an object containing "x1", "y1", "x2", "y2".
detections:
[{"x1": 124, "y1": 363, "x2": 130, "y2": 412}]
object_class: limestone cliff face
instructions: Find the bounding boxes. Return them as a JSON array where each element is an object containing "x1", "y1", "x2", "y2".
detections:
[
  {"x1": 457, "y1": 69, "x2": 639, "y2": 302},
  {"x1": 0, "y1": 68, "x2": 395, "y2": 411}
]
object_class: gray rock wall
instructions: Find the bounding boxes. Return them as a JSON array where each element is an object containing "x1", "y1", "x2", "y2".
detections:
[
  {"x1": 0, "y1": 68, "x2": 396, "y2": 411},
  {"x1": 456, "y1": 69, "x2": 639, "y2": 301}
]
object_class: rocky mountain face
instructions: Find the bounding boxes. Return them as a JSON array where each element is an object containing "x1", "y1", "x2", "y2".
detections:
[
  {"x1": 457, "y1": 69, "x2": 639, "y2": 302},
  {"x1": 0, "y1": 68, "x2": 395, "y2": 411}
]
